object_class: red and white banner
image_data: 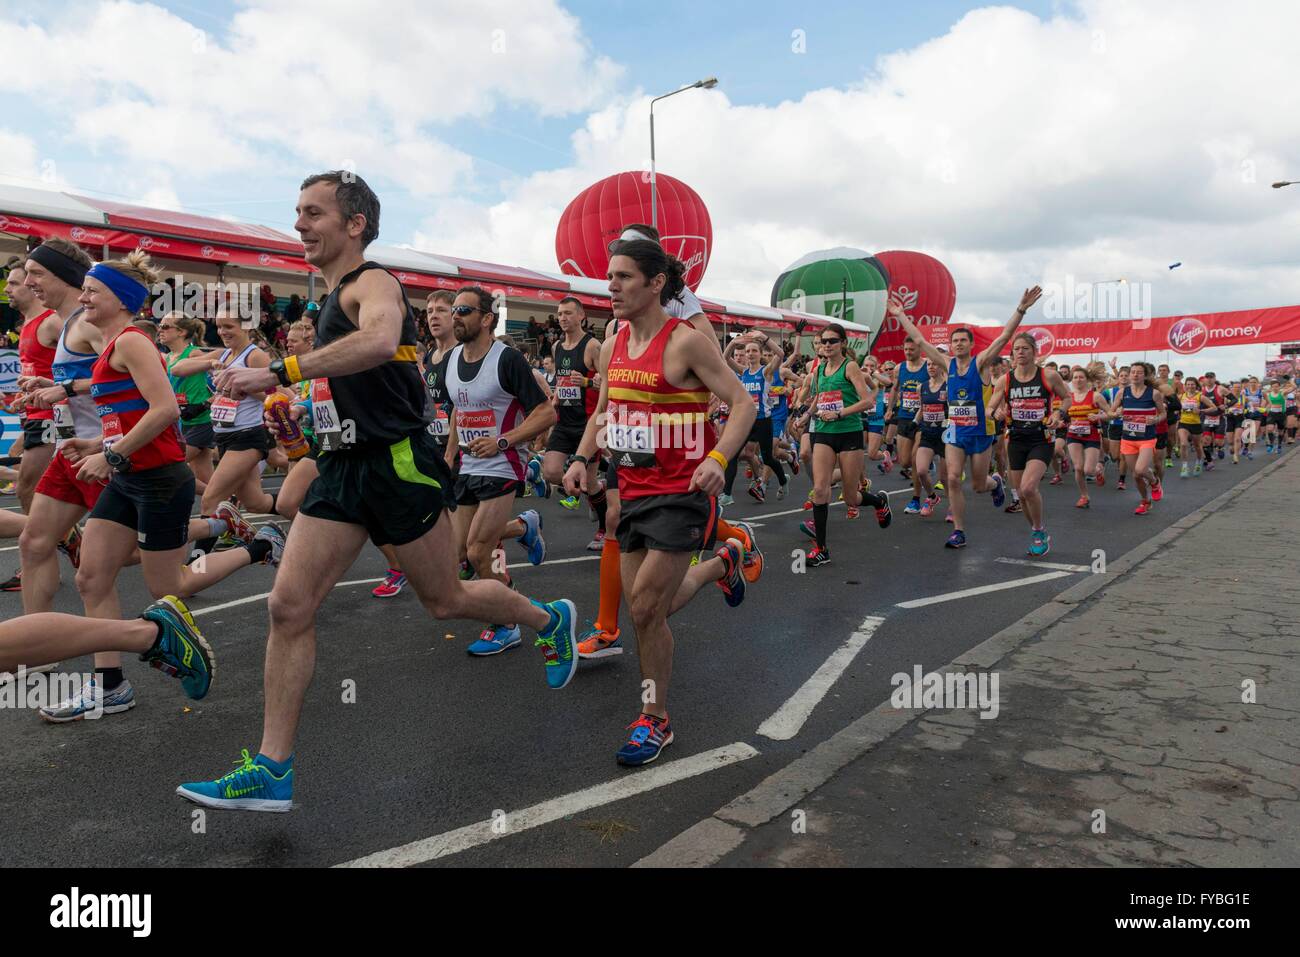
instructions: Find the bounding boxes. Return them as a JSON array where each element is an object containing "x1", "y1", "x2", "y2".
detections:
[{"x1": 878, "y1": 306, "x2": 1300, "y2": 362}]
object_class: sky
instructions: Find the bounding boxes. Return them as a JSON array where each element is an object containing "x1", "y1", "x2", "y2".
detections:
[{"x1": 1, "y1": 0, "x2": 1298, "y2": 377}]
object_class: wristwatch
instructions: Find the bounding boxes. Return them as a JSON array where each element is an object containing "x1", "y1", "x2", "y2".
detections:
[
  {"x1": 496, "y1": 436, "x2": 510, "y2": 452},
  {"x1": 270, "y1": 358, "x2": 291, "y2": 387},
  {"x1": 60, "y1": 380, "x2": 76, "y2": 399},
  {"x1": 104, "y1": 447, "x2": 133, "y2": 473},
  {"x1": 569, "y1": 454, "x2": 590, "y2": 467}
]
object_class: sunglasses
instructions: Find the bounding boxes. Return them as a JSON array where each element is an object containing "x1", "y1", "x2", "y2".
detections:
[
  {"x1": 451, "y1": 305, "x2": 484, "y2": 317},
  {"x1": 818, "y1": 338, "x2": 842, "y2": 345}
]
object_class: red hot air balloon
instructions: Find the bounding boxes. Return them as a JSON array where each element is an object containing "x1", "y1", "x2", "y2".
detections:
[
  {"x1": 870, "y1": 250, "x2": 957, "y2": 363},
  {"x1": 555, "y1": 171, "x2": 713, "y2": 290}
]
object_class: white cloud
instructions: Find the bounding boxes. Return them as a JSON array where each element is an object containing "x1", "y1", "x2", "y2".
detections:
[
  {"x1": 411, "y1": 0, "x2": 1300, "y2": 377},
  {"x1": 0, "y1": 0, "x2": 621, "y2": 198}
]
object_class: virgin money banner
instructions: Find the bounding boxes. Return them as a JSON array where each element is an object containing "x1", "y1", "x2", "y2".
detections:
[
  {"x1": 1010, "y1": 306, "x2": 1300, "y2": 358},
  {"x1": 901, "y1": 306, "x2": 1300, "y2": 361}
]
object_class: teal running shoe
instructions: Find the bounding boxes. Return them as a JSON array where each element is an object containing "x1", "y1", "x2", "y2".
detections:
[
  {"x1": 467, "y1": 624, "x2": 521, "y2": 656},
  {"x1": 533, "y1": 599, "x2": 577, "y2": 690},
  {"x1": 176, "y1": 748, "x2": 293, "y2": 812},
  {"x1": 140, "y1": 596, "x2": 214, "y2": 700}
]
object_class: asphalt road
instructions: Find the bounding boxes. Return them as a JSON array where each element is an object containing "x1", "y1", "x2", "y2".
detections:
[{"x1": 0, "y1": 446, "x2": 1283, "y2": 867}]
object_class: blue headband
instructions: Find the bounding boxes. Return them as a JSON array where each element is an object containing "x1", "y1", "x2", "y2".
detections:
[{"x1": 87, "y1": 263, "x2": 149, "y2": 314}]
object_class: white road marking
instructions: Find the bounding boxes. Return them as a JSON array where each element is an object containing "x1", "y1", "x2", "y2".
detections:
[
  {"x1": 995, "y1": 557, "x2": 1091, "y2": 573},
  {"x1": 188, "y1": 556, "x2": 601, "y2": 618},
  {"x1": 895, "y1": 571, "x2": 1077, "y2": 609},
  {"x1": 335, "y1": 742, "x2": 760, "y2": 868},
  {"x1": 757, "y1": 615, "x2": 886, "y2": 741}
]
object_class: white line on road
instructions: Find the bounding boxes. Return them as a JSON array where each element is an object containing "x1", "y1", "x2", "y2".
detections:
[
  {"x1": 995, "y1": 557, "x2": 1091, "y2": 573},
  {"x1": 335, "y1": 741, "x2": 760, "y2": 868},
  {"x1": 757, "y1": 615, "x2": 886, "y2": 741},
  {"x1": 188, "y1": 556, "x2": 601, "y2": 618},
  {"x1": 895, "y1": 571, "x2": 1077, "y2": 609}
]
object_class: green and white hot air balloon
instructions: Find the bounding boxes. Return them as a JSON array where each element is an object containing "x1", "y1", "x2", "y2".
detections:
[{"x1": 770, "y1": 248, "x2": 891, "y2": 329}]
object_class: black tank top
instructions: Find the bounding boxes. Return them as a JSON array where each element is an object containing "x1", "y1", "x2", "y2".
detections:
[
  {"x1": 315, "y1": 262, "x2": 425, "y2": 448},
  {"x1": 1005, "y1": 366, "x2": 1051, "y2": 442},
  {"x1": 552, "y1": 333, "x2": 595, "y2": 427}
]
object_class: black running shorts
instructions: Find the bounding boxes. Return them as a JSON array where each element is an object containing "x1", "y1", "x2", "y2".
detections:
[
  {"x1": 616, "y1": 491, "x2": 718, "y2": 553},
  {"x1": 301, "y1": 430, "x2": 451, "y2": 547}
]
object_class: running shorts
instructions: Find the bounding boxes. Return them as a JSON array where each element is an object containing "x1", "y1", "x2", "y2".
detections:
[
  {"x1": 1008, "y1": 436, "x2": 1054, "y2": 471},
  {"x1": 21, "y1": 418, "x2": 56, "y2": 448},
  {"x1": 545, "y1": 422, "x2": 587, "y2": 457},
  {"x1": 896, "y1": 420, "x2": 919, "y2": 441},
  {"x1": 1066, "y1": 437, "x2": 1101, "y2": 449},
  {"x1": 34, "y1": 448, "x2": 106, "y2": 510},
  {"x1": 301, "y1": 430, "x2": 451, "y2": 547},
  {"x1": 811, "y1": 431, "x2": 864, "y2": 453},
  {"x1": 453, "y1": 473, "x2": 522, "y2": 507},
  {"x1": 1266, "y1": 412, "x2": 1287, "y2": 428},
  {"x1": 949, "y1": 433, "x2": 995, "y2": 456},
  {"x1": 616, "y1": 491, "x2": 718, "y2": 554},
  {"x1": 918, "y1": 430, "x2": 945, "y2": 455},
  {"x1": 89, "y1": 462, "x2": 194, "y2": 552},
  {"x1": 181, "y1": 421, "x2": 216, "y2": 450},
  {"x1": 216, "y1": 426, "x2": 275, "y2": 458},
  {"x1": 1179, "y1": 423, "x2": 1203, "y2": 436},
  {"x1": 1120, "y1": 438, "x2": 1157, "y2": 455}
]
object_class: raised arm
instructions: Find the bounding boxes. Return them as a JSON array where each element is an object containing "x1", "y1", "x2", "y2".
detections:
[
  {"x1": 978, "y1": 286, "x2": 1042, "y2": 370},
  {"x1": 887, "y1": 300, "x2": 948, "y2": 367}
]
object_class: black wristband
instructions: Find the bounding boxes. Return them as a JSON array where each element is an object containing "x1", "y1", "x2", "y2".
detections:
[{"x1": 571, "y1": 454, "x2": 590, "y2": 466}]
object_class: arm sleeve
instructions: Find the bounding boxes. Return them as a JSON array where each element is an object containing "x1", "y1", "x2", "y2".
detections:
[{"x1": 498, "y1": 348, "x2": 548, "y2": 413}]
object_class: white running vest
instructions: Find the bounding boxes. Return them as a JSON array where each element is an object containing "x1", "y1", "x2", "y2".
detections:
[
  {"x1": 51, "y1": 313, "x2": 101, "y2": 447},
  {"x1": 212, "y1": 343, "x2": 265, "y2": 432},
  {"x1": 445, "y1": 340, "x2": 527, "y2": 481}
]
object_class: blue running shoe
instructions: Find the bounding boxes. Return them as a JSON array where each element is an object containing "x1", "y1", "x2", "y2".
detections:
[
  {"x1": 903, "y1": 496, "x2": 921, "y2": 515},
  {"x1": 533, "y1": 599, "x2": 578, "y2": 689},
  {"x1": 467, "y1": 624, "x2": 522, "y2": 656},
  {"x1": 559, "y1": 495, "x2": 580, "y2": 510},
  {"x1": 139, "y1": 595, "x2": 215, "y2": 700},
  {"x1": 39, "y1": 675, "x2": 136, "y2": 722},
  {"x1": 616, "y1": 714, "x2": 673, "y2": 767},
  {"x1": 525, "y1": 458, "x2": 549, "y2": 498},
  {"x1": 517, "y1": 509, "x2": 546, "y2": 565},
  {"x1": 1028, "y1": 529, "x2": 1051, "y2": 557},
  {"x1": 990, "y1": 472, "x2": 1006, "y2": 508},
  {"x1": 176, "y1": 748, "x2": 293, "y2": 812},
  {"x1": 944, "y1": 530, "x2": 967, "y2": 549},
  {"x1": 714, "y1": 538, "x2": 746, "y2": 608}
]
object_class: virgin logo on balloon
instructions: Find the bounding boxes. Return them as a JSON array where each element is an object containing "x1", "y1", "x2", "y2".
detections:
[{"x1": 1168, "y1": 318, "x2": 1208, "y2": 354}]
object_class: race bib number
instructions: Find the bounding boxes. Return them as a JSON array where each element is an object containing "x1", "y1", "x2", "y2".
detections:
[
  {"x1": 311, "y1": 379, "x2": 344, "y2": 451},
  {"x1": 557, "y1": 375, "x2": 582, "y2": 404},
  {"x1": 1068, "y1": 420, "x2": 1092, "y2": 437},
  {"x1": 901, "y1": 391, "x2": 921, "y2": 412},
  {"x1": 428, "y1": 406, "x2": 450, "y2": 438},
  {"x1": 53, "y1": 401, "x2": 75, "y2": 441},
  {"x1": 101, "y1": 413, "x2": 123, "y2": 451},
  {"x1": 456, "y1": 408, "x2": 498, "y2": 447},
  {"x1": 1011, "y1": 400, "x2": 1046, "y2": 423},
  {"x1": 817, "y1": 390, "x2": 844, "y2": 414},
  {"x1": 1123, "y1": 412, "x2": 1150, "y2": 436},
  {"x1": 949, "y1": 403, "x2": 978, "y2": 427},
  {"x1": 922, "y1": 403, "x2": 945, "y2": 425},
  {"x1": 210, "y1": 395, "x2": 239, "y2": 425},
  {"x1": 1204, "y1": 415, "x2": 1221, "y2": 427}
]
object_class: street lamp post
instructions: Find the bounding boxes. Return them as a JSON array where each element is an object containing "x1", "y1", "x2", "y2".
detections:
[{"x1": 650, "y1": 76, "x2": 718, "y2": 230}]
